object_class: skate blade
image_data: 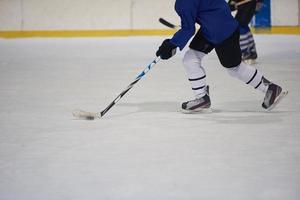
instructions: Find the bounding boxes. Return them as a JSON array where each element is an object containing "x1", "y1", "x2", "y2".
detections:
[
  {"x1": 266, "y1": 90, "x2": 288, "y2": 111},
  {"x1": 181, "y1": 107, "x2": 212, "y2": 114}
]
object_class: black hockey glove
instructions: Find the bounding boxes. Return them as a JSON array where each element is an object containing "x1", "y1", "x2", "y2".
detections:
[{"x1": 156, "y1": 39, "x2": 177, "y2": 60}]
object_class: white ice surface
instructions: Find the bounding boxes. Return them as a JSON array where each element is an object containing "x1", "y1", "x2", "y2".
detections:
[{"x1": 0, "y1": 35, "x2": 300, "y2": 200}]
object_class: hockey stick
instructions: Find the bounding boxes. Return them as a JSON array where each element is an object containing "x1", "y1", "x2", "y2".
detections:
[
  {"x1": 73, "y1": 56, "x2": 161, "y2": 120},
  {"x1": 236, "y1": 0, "x2": 253, "y2": 7},
  {"x1": 159, "y1": 1, "x2": 254, "y2": 29},
  {"x1": 229, "y1": 0, "x2": 254, "y2": 9},
  {"x1": 159, "y1": 18, "x2": 180, "y2": 29}
]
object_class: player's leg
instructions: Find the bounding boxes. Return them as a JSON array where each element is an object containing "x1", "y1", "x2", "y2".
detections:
[
  {"x1": 235, "y1": 0, "x2": 257, "y2": 27},
  {"x1": 240, "y1": 25, "x2": 257, "y2": 64},
  {"x1": 215, "y1": 28, "x2": 287, "y2": 110},
  {"x1": 235, "y1": 1, "x2": 258, "y2": 63},
  {"x1": 181, "y1": 31, "x2": 214, "y2": 113}
]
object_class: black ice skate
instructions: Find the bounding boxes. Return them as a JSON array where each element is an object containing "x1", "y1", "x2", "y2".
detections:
[
  {"x1": 262, "y1": 83, "x2": 288, "y2": 111},
  {"x1": 182, "y1": 86, "x2": 211, "y2": 113}
]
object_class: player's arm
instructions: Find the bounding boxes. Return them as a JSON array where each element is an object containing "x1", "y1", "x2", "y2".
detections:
[
  {"x1": 170, "y1": 0, "x2": 198, "y2": 50},
  {"x1": 156, "y1": 0, "x2": 198, "y2": 60}
]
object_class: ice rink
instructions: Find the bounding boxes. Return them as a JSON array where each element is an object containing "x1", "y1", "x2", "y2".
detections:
[{"x1": 0, "y1": 35, "x2": 300, "y2": 200}]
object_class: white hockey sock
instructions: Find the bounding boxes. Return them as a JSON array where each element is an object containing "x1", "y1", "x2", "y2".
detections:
[
  {"x1": 227, "y1": 62, "x2": 268, "y2": 93},
  {"x1": 183, "y1": 49, "x2": 207, "y2": 98}
]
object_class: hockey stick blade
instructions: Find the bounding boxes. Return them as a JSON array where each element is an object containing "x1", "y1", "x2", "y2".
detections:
[
  {"x1": 72, "y1": 109, "x2": 100, "y2": 120},
  {"x1": 159, "y1": 18, "x2": 179, "y2": 29}
]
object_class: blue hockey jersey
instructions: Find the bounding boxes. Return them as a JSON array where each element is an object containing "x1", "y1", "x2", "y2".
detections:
[{"x1": 170, "y1": 0, "x2": 238, "y2": 50}]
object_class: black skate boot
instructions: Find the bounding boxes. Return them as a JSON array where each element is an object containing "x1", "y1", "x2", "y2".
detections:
[
  {"x1": 182, "y1": 86, "x2": 211, "y2": 113},
  {"x1": 262, "y1": 81, "x2": 288, "y2": 111}
]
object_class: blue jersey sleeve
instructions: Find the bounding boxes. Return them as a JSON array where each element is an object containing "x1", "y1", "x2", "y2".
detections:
[{"x1": 170, "y1": 0, "x2": 198, "y2": 50}]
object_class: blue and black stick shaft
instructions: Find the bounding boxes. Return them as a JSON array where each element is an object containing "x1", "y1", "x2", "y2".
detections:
[{"x1": 99, "y1": 56, "x2": 161, "y2": 118}]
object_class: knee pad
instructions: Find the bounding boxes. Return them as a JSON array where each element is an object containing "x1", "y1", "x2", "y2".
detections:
[
  {"x1": 183, "y1": 49, "x2": 207, "y2": 98},
  {"x1": 182, "y1": 49, "x2": 206, "y2": 69},
  {"x1": 227, "y1": 62, "x2": 254, "y2": 79},
  {"x1": 227, "y1": 65, "x2": 244, "y2": 78},
  {"x1": 227, "y1": 62, "x2": 263, "y2": 88}
]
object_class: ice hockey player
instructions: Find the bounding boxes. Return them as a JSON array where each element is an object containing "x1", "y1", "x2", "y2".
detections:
[
  {"x1": 155, "y1": 0, "x2": 287, "y2": 113},
  {"x1": 228, "y1": 0, "x2": 264, "y2": 64}
]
